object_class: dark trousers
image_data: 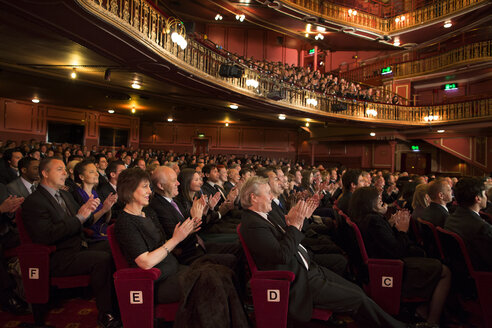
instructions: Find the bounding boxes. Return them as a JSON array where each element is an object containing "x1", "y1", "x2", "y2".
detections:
[
  {"x1": 309, "y1": 263, "x2": 405, "y2": 328},
  {"x1": 51, "y1": 241, "x2": 115, "y2": 314},
  {"x1": 0, "y1": 228, "x2": 20, "y2": 301}
]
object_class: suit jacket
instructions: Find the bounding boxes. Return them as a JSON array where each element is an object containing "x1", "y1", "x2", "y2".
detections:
[
  {"x1": 201, "y1": 181, "x2": 226, "y2": 210},
  {"x1": 444, "y1": 207, "x2": 492, "y2": 271},
  {"x1": 21, "y1": 185, "x2": 87, "y2": 272},
  {"x1": 0, "y1": 164, "x2": 19, "y2": 185},
  {"x1": 337, "y1": 191, "x2": 352, "y2": 215},
  {"x1": 149, "y1": 194, "x2": 204, "y2": 264},
  {"x1": 240, "y1": 209, "x2": 313, "y2": 322},
  {"x1": 0, "y1": 183, "x2": 15, "y2": 237},
  {"x1": 223, "y1": 181, "x2": 234, "y2": 196},
  {"x1": 7, "y1": 177, "x2": 31, "y2": 198},
  {"x1": 421, "y1": 202, "x2": 449, "y2": 228}
]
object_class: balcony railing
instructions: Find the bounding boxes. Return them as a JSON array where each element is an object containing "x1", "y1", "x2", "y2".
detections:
[
  {"x1": 393, "y1": 41, "x2": 492, "y2": 78},
  {"x1": 341, "y1": 41, "x2": 492, "y2": 82},
  {"x1": 283, "y1": 0, "x2": 488, "y2": 34},
  {"x1": 77, "y1": 0, "x2": 492, "y2": 126}
]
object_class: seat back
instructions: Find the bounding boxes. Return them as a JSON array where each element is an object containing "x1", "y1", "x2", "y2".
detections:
[
  {"x1": 107, "y1": 225, "x2": 130, "y2": 271},
  {"x1": 345, "y1": 219, "x2": 369, "y2": 264},
  {"x1": 417, "y1": 218, "x2": 444, "y2": 260},
  {"x1": 15, "y1": 208, "x2": 33, "y2": 244}
]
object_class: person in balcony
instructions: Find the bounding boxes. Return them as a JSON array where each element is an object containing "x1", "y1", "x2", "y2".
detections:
[{"x1": 350, "y1": 186, "x2": 451, "y2": 327}]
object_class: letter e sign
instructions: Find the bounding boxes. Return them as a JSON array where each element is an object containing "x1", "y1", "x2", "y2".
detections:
[
  {"x1": 267, "y1": 289, "x2": 280, "y2": 302},
  {"x1": 130, "y1": 291, "x2": 143, "y2": 304}
]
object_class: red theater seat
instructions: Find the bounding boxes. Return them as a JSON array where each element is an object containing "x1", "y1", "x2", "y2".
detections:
[
  {"x1": 237, "y1": 224, "x2": 332, "y2": 328},
  {"x1": 107, "y1": 225, "x2": 180, "y2": 328}
]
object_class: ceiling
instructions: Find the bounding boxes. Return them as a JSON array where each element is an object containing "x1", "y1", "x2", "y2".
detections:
[{"x1": 0, "y1": 0, "x2": 489, "y2": 142}]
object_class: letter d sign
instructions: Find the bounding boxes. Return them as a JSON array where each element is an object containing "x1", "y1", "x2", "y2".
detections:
[
  {"x1": 267, "y1": 289, "x2": 280, "y2": 302},
  {"x1": 382, "y1": 276, "x2": 393, "y2": 288}
]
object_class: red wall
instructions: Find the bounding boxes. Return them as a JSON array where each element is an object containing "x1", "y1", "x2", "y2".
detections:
[
  {"x1": 0, "y1": 97, "x2": 139, "y2": 147},
  {"x1": 140, "y1": 122, "x2": 299, "y2": 159},
  {"x1": 206, "y1": 25, "x2": 301, "y2": 65}
]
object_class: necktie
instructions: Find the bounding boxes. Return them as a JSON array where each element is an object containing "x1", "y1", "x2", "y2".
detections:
[
  {"x1": 170, "y1": 199, "x2": 184, "y2": 218},
  {"x1": 30, "y1": 184, "x2": 36, "y2": 194},
  {"x1": 214, "y1": 184, "x2": 226, "y2": 200},
  {"x1": 54, "y1": 191, "x2": 71, "y2": 216}
]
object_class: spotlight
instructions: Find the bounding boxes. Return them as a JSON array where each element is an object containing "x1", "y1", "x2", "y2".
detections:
[
  {"x1": 278, "y1": 114, "x2": 286, "y2": 120},
  {"x1": 444, "y1": 20, "x2": 452, "y2": 28},
  {"x1": 71, "y1": 68, "x2": 77, "y2": 79},
  {"x1": 225, "y1": 122, "x2": 229, "y2": 127},
  {"x1": 131, "y1": 81, "x2": 141, "y2": 89},
  {"x1": 370, "y1": 132, "x2": 376, "y2": 136},
  {"x1": 437, "y1": 129, "x2": 445, "y2": 133},
  {"x1": 167, "y1": 118, "x2": 173, "y2": 122},
  {"x1": 32, "y1": 97, "x2": 40, "y2": 103},
  {"x1": 108, "y1": 109, "x2": 115, "y2": 114},
  {"x1": 305, "y1": 122, "x2": 310, "y2": 127},
  {"x1": 229, "y1": 104, "x2": 239, "y2": 109}
]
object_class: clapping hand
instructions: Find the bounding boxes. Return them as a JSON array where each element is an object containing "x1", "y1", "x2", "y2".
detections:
[
  {"x1": 208, "y1": 192, "x2": 221, "y2": 209},
  {"x1": 102, "y1": 192, "x2": 117, "y2": 212},
  {"x1": 172, "y1": 218, "x2": 195, "y2": 242},
  {"x1": 78, "y1": 194, "x2": 100, "y2": 219},
  {"x1": 285, "y1": 200, "x2": 306, "y2": 231},
  {"x1": 393, "y1": 210, "x2": 410, "y2": 232},
  {"x1": 190, "y1": 196, "x2": 206, "y2": 219},
  {"x1": 0, "y1": 195, "x2": 24, "y2": 214}
]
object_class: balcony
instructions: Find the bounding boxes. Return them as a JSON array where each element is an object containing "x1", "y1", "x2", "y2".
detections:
[{"x1": 75, "y1": 0, "x2": 491, "y2": 126}]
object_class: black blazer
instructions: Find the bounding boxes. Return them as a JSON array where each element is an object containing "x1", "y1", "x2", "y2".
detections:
[
  {"x1": 21, "y1": 185, "x2": 87, "y2": 272},
  {"x1": 420, "y1": 202, "x2": 449, "y2": 228},
  {"x1": 337, "y1": 191, "x2": 352, "y2": 215},
  {"x1": 201, "y1": 182, "x2": 225, "y2": 210},
  {"x1": 444, "y1": 207, "x2": 492, "y2": 271},
  {"x1": 240, "y1": 209, "x2": 312, "y2": 322},
  {"x1": 149, "y1": 194, "x2": 204, "y2": 264},
  {"x1": 223, "y1": 181, "x2": 234, "y2": 196}
]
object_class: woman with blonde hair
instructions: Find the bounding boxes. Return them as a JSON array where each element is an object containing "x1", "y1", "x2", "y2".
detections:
[{"x1": 412, "y1": 183, "x2": 430, "y2": 220}]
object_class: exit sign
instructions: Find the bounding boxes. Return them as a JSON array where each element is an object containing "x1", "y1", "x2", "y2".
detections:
[
  {"x1": 381, "y1": 67, "x2": 392, "y2": 74},
  {"x1": 308, "y1": 48, "x2": 315, "y2": 55},
  {"x1": 444, "y1": 83, "x2": 457, "y2": 90},
  {"x1": 411, "y1": 145, "x2": 420, "y2": 151}
]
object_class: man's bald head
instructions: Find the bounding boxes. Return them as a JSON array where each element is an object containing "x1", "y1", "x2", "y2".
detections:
[{"x1": 152, "y1": 166, "x2": 179, "y2": 198}]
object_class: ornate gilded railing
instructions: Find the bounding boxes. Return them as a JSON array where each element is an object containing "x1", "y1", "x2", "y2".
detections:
[
  {"x1": 283, "y1": 0, "x2": 488, "y2": 34},
  {"x1": 341, "y1": 41, "x2": 492, "y2": 82},
  {"x1": 77, "y1": 0, "x2": 492, "y2": 125},
  {"x1": 393, "y1": 41, "x2": 492, "y2": 78}
]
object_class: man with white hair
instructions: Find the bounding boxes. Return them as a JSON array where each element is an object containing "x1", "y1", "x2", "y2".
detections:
[{"x1": 239, "y1": 177, "x2": 405, "y2": 327}]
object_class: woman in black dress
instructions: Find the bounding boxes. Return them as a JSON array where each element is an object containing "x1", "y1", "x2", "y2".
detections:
[
  {"x1": 114, "y1": 168, "x2": 197, "y2": 303},
  {"x1": 349, "y1": 187, "x2": 451, "y2": 327}
]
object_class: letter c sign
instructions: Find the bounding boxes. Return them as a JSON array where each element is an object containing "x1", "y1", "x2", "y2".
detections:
[
  {"x1": 267, "y1": 289, "x2": 280, "y2": 302},
  {"x1": 382, "y1": 276, "x2": 393, "y2": 288}
]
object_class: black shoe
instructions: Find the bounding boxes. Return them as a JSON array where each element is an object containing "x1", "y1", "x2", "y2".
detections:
[
  {"x1": 97, "y1": 313, "x2": 122, "y2": 328},
  {"x1": 1, "y1": 294, "x2": 31, "y2": 316}
]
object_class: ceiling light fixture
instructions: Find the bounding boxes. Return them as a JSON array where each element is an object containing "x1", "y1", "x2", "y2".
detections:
[
  {"x1": 108, "y1": 109, "x2": 115, "y2": 114},
  {"x1": 370, "y1": 132, "x2": 376, "y2": 136},
  {"x1": 305, "y1": 122, "x2": 310, "y2": 127},
  {"x1": 32, "y1": 97, "x2": 40, "y2": 103},
  {"x1": 348, "y1": 9, "x2": 357, "y2": 16},
  {"x1": 315, "y1": 33, "x2": 324, "y2": 40},
  {"x1": 424, "y1": 115, "x2": 439, "y2": 122},
  {"x1": 131, "y1": 107, "x2": 136, "y2": 114},
  {"x1": 229, "y1": 104, "x2": 239, "y2": 109},
  {"x1": 70, "y1": 68, "x2": 77, "y2": 79},
  {"x1": 437, "y1": 129, "x2": 445, "y2": 133},
  {"x1": 443, "y1": 20, "x2": 452, "y2": 28},
  {"x1": 316, "y1": 26, "x2": 326, "y2": 32},
  {"x1": 400, "y1": 15, "x2": 405, "y2": 21},
  {"x1": 215, "y1": 14, "x2": 223, "y2": 20},
  {"x1": 131, "y1": 81, "x2": 141, "y2": 89},
  {"x1": 395, "y1": 17, "x2": 400, "y2": 23},
  {"x1": 305, "y1": 33, "x2": 309, "y2": 38},
  {"x1": 225, "y1": 122, "x2": 229, "y2": 127},
  {"x1": 366, "y1": 109, "x2": 378, "y2": 117},
  {"x1": 167, "y1": 118, "x2": 173, "y2": 122},
  {"x1": 393, "y1": 38, "x2": 400, "y2": 46},
  {"x1": 235, "y1": 14, "x2": 245, "y2": 22},
  {"x1": 306, "y1": 24, "x2": 311, "y2": 32},
  {"x1": 278, "y1": 114, "x2": 286, "y2": 120},
  {"x1": 246, "y1": 79, "x2": 259, "y2": 88}
]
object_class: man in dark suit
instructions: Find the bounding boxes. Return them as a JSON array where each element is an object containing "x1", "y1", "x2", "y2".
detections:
[
  {"x1": 201, "y1": 164, "x2": 226, "y2": 205},
  {"x1": 149, "y1": 166, "x2": 240, "y2": 267},
  {"x1": 421, "y1": 179, "x2": 452, "y2": 227},
  {"x1": 444, "y1": 177, "x2": 492, "y2": 271},
  {"x1": 95, "y1": 154, "x2": 109, "y2": 187},
  {"x1": 97, "y1": 160, "x2": 125, "y2": 220},
  {"x1": 239, "y1": 177, "x2": 405, "y2": 327},
  {"x1": 0, "y1": 148, "x2": 23, "y2": 185},
  {"x1": 224, "y1": 168, "x2": 240, "y2": 195},
  {"x1": 21, "y1": 158, "x2": 121, "y2": 328},
  {"x1": 7, "y1": 157, "x2": 39, "y2": 198}
]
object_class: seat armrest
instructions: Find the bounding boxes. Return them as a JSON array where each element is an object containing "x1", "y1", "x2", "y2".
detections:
[
  {"x1": 254, "y1": 270, "x2": 295, "y2": 282},
  {"x1": 114, "y1": 268, "x2": 161, "y2": 281}
]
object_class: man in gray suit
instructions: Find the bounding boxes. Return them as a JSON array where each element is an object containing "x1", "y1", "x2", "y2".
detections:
[{"x1": 7, "y1": 157, "x2": 39, "y2": 198}]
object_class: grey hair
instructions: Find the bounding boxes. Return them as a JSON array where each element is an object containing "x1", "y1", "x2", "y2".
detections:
[{"x1": 240, "y1": 176, "x2": 269, "y2": 209}]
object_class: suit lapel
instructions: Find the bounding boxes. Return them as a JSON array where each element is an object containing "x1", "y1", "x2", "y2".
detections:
[
  {"x1": 158, "y1": 194, "x2": 184, "y2": 221},
  {"x1": 38, "y1": 186, "x2": 66, "y2": 216}
]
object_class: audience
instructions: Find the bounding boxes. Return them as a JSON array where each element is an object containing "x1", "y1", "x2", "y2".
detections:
[{"x1": 1, "y1": 139, "x2": 490, "y2": 327}]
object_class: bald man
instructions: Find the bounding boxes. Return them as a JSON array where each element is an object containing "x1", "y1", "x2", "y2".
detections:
[
  {"x1": 421, "y1": 179, "x2": 452, "y2": 227},
  {"x1": 149, "y1": 167, "x2": 241, "y2": 268}
]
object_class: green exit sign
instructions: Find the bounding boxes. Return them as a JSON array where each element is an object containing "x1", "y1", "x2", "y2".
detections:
[
  {"x1": 198, "y1": 133, "x2": 205, "y2": 138},
  {"x1": 381, "y1": 66, "x2": 392, "y2": 74},
  {"x1": 411, "y1": 145, "x2": 420, "y2": 151},
  {"x1": 308, "y1": 48, "x2": 315, "y2": 55},
  {"x1": 444, "y1": 83, "x2": 457, "y2": 90}
]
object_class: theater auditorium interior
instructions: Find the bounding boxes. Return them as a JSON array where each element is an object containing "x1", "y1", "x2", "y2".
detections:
[{"x1": 0, "y1": 0, "x2": 491, "y2": 327}]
